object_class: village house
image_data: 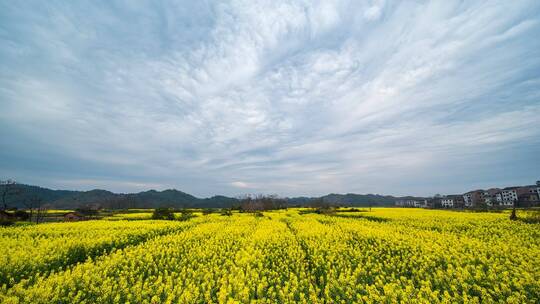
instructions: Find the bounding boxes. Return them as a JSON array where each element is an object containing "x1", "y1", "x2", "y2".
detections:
[
  {"x1": 515, "y1": 184, "x2": 540, "y2": 207},
  {"x1": 441, "y1": 195, "x2": 463, "y2": 208},
  {"x1": 500, "y1": 187, "x2": 518, "y2": 206},
  {"x1": 400, "y1": 180, "x2": 539, "y2": 210},
  {"x1": 463, "y1": 190, "x2": 483, "y2": 207},
  {"x1": 440, "y1": 197, "x2": 453, "y2": 208},
  {"x1": 63, "y1": 211, "x2": 85, "y2": 222},
  {"x1": 440, "y1": 195, "x2": 465, "y2": 208},
  {"x1": 482, "y1": 188, "x2": 502, "y2": 206},
  {"x1": 395, "y1": 199, "x2": 427, "y2": 208},
  {"x1": 425, "y1": 198, "x2": 440, "y2": 208},
  {"x1": 395, "y1": 199, "x2": 414, "y2": 207}
]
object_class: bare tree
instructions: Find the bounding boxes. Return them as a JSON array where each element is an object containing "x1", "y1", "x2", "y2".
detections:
[
  {"x1": 35, "y1": 201, "x2": 50, "y2": 224},
  {"x1": 23, "y1": 196, "x2": 47, "y2": 224},
  {"x1": 239, "y1": 194, "x2": 260, "y2": 212},
  {"x1": 22, "y1": 197, "x2": 38, "y2": 222},
  {"x1": 510, "y1": 201, "x2": 518, "y2": 221},
  {"x1": 1, "y1": 179, "x2": 20, "y2": 210},
  {"x1": 239, "y1": 194, "x2": 288, "y2": 212},
  {"x1": 310, "y1": 198, "x2": 335, "y2": 214}
]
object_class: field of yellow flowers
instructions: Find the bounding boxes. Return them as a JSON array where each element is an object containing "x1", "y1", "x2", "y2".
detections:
[{"x1": 1, "y1": 208, "x2": 538, "y2": 303}]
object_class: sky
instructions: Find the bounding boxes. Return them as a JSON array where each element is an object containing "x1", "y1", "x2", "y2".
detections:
[{"x1": 1, "y1": 1, "x2": 540, "y2": 198}]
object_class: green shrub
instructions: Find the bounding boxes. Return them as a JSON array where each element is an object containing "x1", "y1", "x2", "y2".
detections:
[
  {"x1": 0, "y1": 219, "x2": 14, "y2": 227},
  {"x1": 14, "y1": 210, "x2": 30, "y2": 221},
  {"x1": 151, "y1": 208, "x2": 175, "y2": 220},
  {"x1": 177, "y1": 210, "x2": 195, "y2": 222}
]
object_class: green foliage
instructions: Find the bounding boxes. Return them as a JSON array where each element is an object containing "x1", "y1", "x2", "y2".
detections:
[
  {"x1": 13, "y1": 210, "x2": 30, "y2": 221},
  {"x1": 220, "y1": 209, "x2": 233, "y2": 216},
  {"x1": 177, "y1": 210, "x2": 196, "y2": 221},
  {"x1": 151, "y1": 208, "x2": 175, "y2": 220},
  {"x1": 0, "y1": 219, "x2": 14, "y2": 227},
  {"x1": 315, "y1": 206, "x2": 336, "y2": 214}
]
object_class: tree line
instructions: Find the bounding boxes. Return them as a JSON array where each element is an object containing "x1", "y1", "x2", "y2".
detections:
[{"x1": 1, "y1": 179, "x2": 50, "y2": 225}]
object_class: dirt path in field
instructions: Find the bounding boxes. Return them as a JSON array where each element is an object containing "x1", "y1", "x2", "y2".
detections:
[{"x1": 281, "y1": 218, "x2": 325, "y2": 298}]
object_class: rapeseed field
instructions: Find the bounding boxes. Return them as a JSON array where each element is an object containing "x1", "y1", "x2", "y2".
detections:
[{"x1": 1, "y1": 208, "x2": 538, "y2": 303}]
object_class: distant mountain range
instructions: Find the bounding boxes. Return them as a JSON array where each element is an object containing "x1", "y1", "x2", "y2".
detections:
[{"x1": 1, "y1": 183, "x2": 416, "y2": 209}]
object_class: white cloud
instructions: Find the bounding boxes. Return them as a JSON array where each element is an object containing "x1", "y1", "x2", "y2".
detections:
[
  {"x1": 230, "y1": 181, "x2": 251, "y2": 189},
  {"x1": 364, "y1": 0, "x2": 385, "y2": 21},
  {"x1": 1, "y1": 0, "x2": 539, "y2": 196}
]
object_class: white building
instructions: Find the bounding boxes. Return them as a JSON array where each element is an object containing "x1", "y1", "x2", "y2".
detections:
[
  {"x1": 532, "y1": 181, "x2": 540, "y2": 199},
  {"x1": 413, "y1": 200, "x2": 428, "y2": 208},
  {"x1": 463, "y1": 193, "x2": 473, "y2": 207},
  {"x1": 440, "y1": 195, "x2": 464, "y2": 208},
  {"x1": 395, "y1": 199, "x2": 426, "y2": 208},
  {"x1": 441, "y1": 198, "x2": 454, "y2": 208},
  {"x1": 500, "y1": 188, "x2": 518, "y2": 206}
]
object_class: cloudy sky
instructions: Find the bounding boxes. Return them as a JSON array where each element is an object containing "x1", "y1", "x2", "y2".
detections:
[{"x1": 1, "y1": 1, "x2": 539, "y2": 197}]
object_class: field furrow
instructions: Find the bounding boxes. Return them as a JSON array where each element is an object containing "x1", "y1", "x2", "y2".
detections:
[{"x1": 0, "y1": 219, "x2": 195, "y2": 288}]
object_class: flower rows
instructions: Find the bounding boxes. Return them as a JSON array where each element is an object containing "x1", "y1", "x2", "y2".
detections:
[
  {"x1": 0, "y1": 220, "x2": 190, "y2": 287},
  {"x1": 1, "y1": 209, "x2": 538, "y2": 303}
]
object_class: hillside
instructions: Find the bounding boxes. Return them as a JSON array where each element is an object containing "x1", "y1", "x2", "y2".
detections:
[
  {"x1": 1, "y1": 184, "x2": 237, "y2": 209},
  {"x1": 1, "y1": 183, "x2": 408, "y2": 209}
]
